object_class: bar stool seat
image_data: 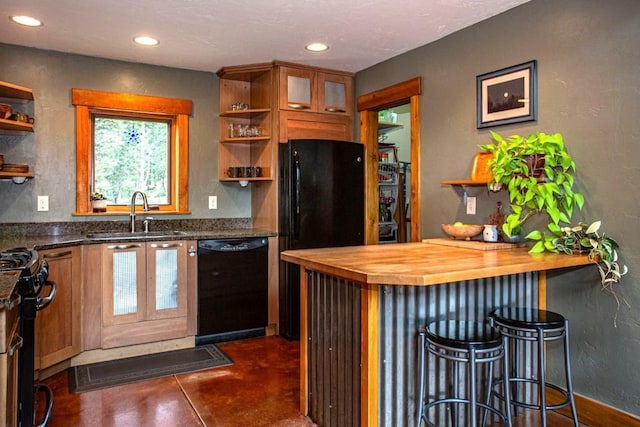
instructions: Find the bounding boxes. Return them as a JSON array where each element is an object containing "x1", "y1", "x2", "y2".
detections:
[
  {"x1": 417, "y1": 320, "x2": 512, "y2": 427},
  {"x1": 489, "y1": 308, "x2": 579, "y2": 427}
]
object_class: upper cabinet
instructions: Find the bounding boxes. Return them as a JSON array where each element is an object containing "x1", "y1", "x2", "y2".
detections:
[
  {"x1": 216, "y1": 61, "x2": 354, "y2": 231},
  {"x1": 276, "y1": 62, "x2": 354, "y2": 142},
  {"x1": 278, "y1": 65, "x2": 353, "y2": 117}
]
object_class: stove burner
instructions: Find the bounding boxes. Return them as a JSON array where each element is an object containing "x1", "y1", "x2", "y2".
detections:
[
  {"x1": 0, "y1": 247, "x2": 34, "y2": 271},
  {"x1": 0, "y1": 258, "x2": 21, "y2": 269}
]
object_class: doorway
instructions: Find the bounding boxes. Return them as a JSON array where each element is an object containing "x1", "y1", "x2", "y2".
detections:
[{"x1": 357, "y1": 77, "x2": 422, "y2": 244}]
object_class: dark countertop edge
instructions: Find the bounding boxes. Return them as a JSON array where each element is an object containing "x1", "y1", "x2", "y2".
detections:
[{"x1": 0, "y1": 228, "x2": 277, "y2": 252}]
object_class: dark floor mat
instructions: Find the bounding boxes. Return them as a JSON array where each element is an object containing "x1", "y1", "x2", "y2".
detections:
[{"x1": 68, "y1": 344, "x2": 232, "y2": 393}]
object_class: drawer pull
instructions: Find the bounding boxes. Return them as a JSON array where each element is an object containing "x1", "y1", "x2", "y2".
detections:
[
  {"x1": 150, "y1": 243, "x2": 183, "y2": 249},
  {"x1": 107, "y1": 244, "x2": 143, "y2": 250},
  {"x1": 288, "y1": 103, "x2": 310, "y2": 110},
  {"x1": 9, "y1": 334, "x2": 23, "y2": 356},
  {"x1": 7, "y1": 294, "x2": 21, "y2": 310},
  {"x1": 43, "y1": 250, "x2": 72, "y2": 259},
  {"x1": 325, "y1": 107, "x2": 346, "y2": 113}
]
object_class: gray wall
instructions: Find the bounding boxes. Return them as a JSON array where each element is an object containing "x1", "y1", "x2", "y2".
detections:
[
  {"x1": 356, "y1": 0, "x2": 640, "y2": 415},
  {"x1": 0, "y1": 43, "x2": 250, "y2": 222}
]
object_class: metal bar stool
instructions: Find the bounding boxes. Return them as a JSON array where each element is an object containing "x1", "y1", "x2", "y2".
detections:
[
  {"x1": 489, "y1": 307, "x2": 579, "y2": 427},
  {"x1": 417, "y1": 320, "x2": 512, "y2": 427}
]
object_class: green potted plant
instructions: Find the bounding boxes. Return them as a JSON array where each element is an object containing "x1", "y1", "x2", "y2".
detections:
[
  {"x1": 528, "y1": 220, "x2": 629, "y2": 325},
  {"x1": 480, "y1": 131, "x2": 628, "y2": 324},
  {"x1": 478, "y1": 130, "x2": 585, "y2": 238},
  {"x1": 90, "y1": 191, "x2": 107, "y2": 212}
]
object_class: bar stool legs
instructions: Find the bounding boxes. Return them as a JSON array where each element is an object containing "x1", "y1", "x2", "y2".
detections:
[
  {"x1": 416, "y1": 321, "x2": 512, "y2": 427},
  {"x1": 490, "y1": 308, "x2": 579, "y2": 427}
]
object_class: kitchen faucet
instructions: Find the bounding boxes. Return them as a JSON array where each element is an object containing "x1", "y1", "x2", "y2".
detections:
[{"x1": 130, "y1": 191, "x2": 150, "y2": 232}]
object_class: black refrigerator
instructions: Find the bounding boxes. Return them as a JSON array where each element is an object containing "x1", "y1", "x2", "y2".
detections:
[{"x1": 279, "y1": 139, "x2": 365, "y2": 340}]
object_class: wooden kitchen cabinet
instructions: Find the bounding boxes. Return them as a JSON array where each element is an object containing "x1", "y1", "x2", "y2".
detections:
[
  {"x1": 216, "y1": 61, "x2": 354, "y2": 233},
  {"x1": 101, "y1": 240, "x2": 191, "y2": 348},
  {"x1": 35, "y1": 246, "x2": 82, "y2": 370},
  {"x1": 278, "y1": 65, "x2": 353, "y2": 116},
  {"x1": 217, "y1": 64, "x2": 275, "y2": 183}
]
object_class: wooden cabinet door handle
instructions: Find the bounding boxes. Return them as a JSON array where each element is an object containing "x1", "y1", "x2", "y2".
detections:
[
  {"x1": 150, "y1": 242, "x2": 183, "y2": 249},
  {"x1": 107, "y1": 243, "x2": 143, "y2": 250},
  {"x1": 43, "y1": 250, "x2": 72, "y2": 259}
]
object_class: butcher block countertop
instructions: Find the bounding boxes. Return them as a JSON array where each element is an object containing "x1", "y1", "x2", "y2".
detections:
[{"x1": 281, "y1": 242, "x2": 592, "y2": 286}]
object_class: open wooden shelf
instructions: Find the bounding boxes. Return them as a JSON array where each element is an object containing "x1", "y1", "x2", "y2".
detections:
[
  {"x1": 220, "y1": 108, "x2": 270, "y2": 118},
  {"x1": 441, "y1": 152, "x2": 493, "y2": 186},
  {"x1": 0, "y1": 117, "x2": 34, "y2": 134},
  {"x1": 220, "y1": 136, "x2": 271, "y2": 143},
  {"x1": 0, "y1": 80, "x2": 34, "y2": 102},
  {"x1": 0, "y1": 81, "x2": 35, "y2": 182}
]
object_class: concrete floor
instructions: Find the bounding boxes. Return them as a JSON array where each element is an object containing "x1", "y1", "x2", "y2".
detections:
[{"x1": 40, "y1": 335, "x2": 581, "y2": 426}]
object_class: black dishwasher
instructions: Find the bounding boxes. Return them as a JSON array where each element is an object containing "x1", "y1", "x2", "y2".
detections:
[{"x1": 196, "y1": 238, "x2": 268, "y2": 344}]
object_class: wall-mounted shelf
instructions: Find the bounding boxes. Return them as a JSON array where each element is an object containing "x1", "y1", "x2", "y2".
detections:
[
  {"x1": 440, "y1": 179, "x2": 489, "y2": 186},
  {"x1": 0, "y1": 81, "x2": 35, "y2": 183},
  {"x1": 0, "y1": 117, "x2": 34, "y2": 135},
  {"x1": 0, "y1": 81, "x2": 34, "y2": 103},
  {"x1": 378, "y1": 121, "x2": 403, "y2": 134},
  {"x1": 441, "y1": 152, "x2": 493, "y2": 186}
]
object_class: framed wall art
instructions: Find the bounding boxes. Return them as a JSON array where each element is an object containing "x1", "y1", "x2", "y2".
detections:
[{"x1": 476, "y1": 60, "x2": 537, "y2": 128}]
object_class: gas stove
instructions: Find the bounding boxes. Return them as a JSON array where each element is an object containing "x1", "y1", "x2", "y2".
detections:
[
  {"x1": 0, "y1": 247, "x2": 55, "y2": 426},
  {"x1": 0, "y1": 248, "x2": 50, "y2": 299}
]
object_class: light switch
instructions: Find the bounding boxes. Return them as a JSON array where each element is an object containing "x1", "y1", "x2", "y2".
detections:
[
  {"x1": 466, "y1": 196, "x2": 476, "y2": 215},
  {"x1": 208, "y1": 196, "x2": 217, "y2": 210},
  {"x1": 37, "y1": 195, "x2": 49, "y2": 211}
]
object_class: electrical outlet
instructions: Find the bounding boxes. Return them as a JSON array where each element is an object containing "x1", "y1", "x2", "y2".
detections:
[
  {"x1": 37, "y1": 195, "x2": 49, "y2": 211},
  {"x1": 466, "y1": 196, "x2": 476, "y2": 215},
  {"x1": 208, "y1": 196, "x2": 217, "y2": 210}
]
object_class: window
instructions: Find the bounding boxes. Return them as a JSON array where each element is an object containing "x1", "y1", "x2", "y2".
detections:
[
  {"x1": 72, "y1": 89, "x2": 192, "y2": 215},
  {"x1": 93, "y1": 115, "x2": 170, "y2": 205}
]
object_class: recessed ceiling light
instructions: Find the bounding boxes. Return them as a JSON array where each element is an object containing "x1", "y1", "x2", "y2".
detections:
[
  {"x1": 10, "y1": 15, "x2": 43, "y2": 27},
  {"x1": 134, "y1": 36, "x2": 159, "y2": 46},
  {"x1": 305, "y1": 43, "x2": 329, "y2": 52}
]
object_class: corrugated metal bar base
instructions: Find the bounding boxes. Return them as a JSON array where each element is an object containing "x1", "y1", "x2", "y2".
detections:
[
  {"x1": 306, "y1": 271, "x2": 538, "y2": 427},
  {"x1": 380, "y1": 272, "x2": 538, "y2": 426},
  {"x1": 307, "y1": 272, "x2": 362, "y2": 427}
]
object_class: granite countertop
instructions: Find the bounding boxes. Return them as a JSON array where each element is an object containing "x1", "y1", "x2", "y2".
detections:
[
  {"x1": 0, "y1": 271, "x2": 21, "y2": 307},
  {"x1": 0, "y1": 228, "x2": 276, "y2": 252},
  {"x1": 0, "y1": 219, "x2": 277, "y2": 304}
]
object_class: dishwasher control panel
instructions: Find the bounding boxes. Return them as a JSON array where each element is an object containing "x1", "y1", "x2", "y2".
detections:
[{"x1": 198, "y1": 238, "x2": 267, "y2": 252}]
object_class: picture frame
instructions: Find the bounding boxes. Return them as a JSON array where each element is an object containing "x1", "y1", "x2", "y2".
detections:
[{"x1": 476, "y1": 60, "x2": 537, "y2": 129}]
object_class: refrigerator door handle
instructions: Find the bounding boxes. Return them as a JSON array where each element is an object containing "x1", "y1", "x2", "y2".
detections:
[{"x1": 293, "y1": 150, "x2": 301, "y2": 239}]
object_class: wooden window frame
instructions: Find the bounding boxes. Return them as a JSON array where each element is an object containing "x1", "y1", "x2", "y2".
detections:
[{"x1": 72, "y1": 88, "x2": 192, "y2": 215}]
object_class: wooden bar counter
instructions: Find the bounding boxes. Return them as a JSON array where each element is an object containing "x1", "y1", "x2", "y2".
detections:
[{"x1": 281, "y1": 241, "x2": 592, "y2": 427}]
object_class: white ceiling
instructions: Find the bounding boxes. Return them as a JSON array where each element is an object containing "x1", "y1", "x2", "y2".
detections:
[{"x1": 0, "y1": 0, "x2": 530, "y2": 73}]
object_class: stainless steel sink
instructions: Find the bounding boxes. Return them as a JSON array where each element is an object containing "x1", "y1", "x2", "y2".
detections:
[{"x1": 85, "y1": 230, "x2": 187, "y2": 240}]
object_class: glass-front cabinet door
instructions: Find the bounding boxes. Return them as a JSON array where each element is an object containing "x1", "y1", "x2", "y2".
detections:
[
  {"x1": 102, "y1": 243, "x2": 146, "y2": 326},
  {"x1": 102, "y1": 241, "x2": 187, "y2": 326},
  {"x1": 146, "y1": 241, "x2": 187, "y2": 320},
  {"x1": 279, "y1": 66, "x2": 315, "y2": 111},
  {"x1": 317, "y1": 72, "x2": 353, "y2": 116}
]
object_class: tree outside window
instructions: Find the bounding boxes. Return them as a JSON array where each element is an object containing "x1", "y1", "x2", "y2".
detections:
[{"x1": 93, "y1": 116, "x2": 170, "y2": 205}]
